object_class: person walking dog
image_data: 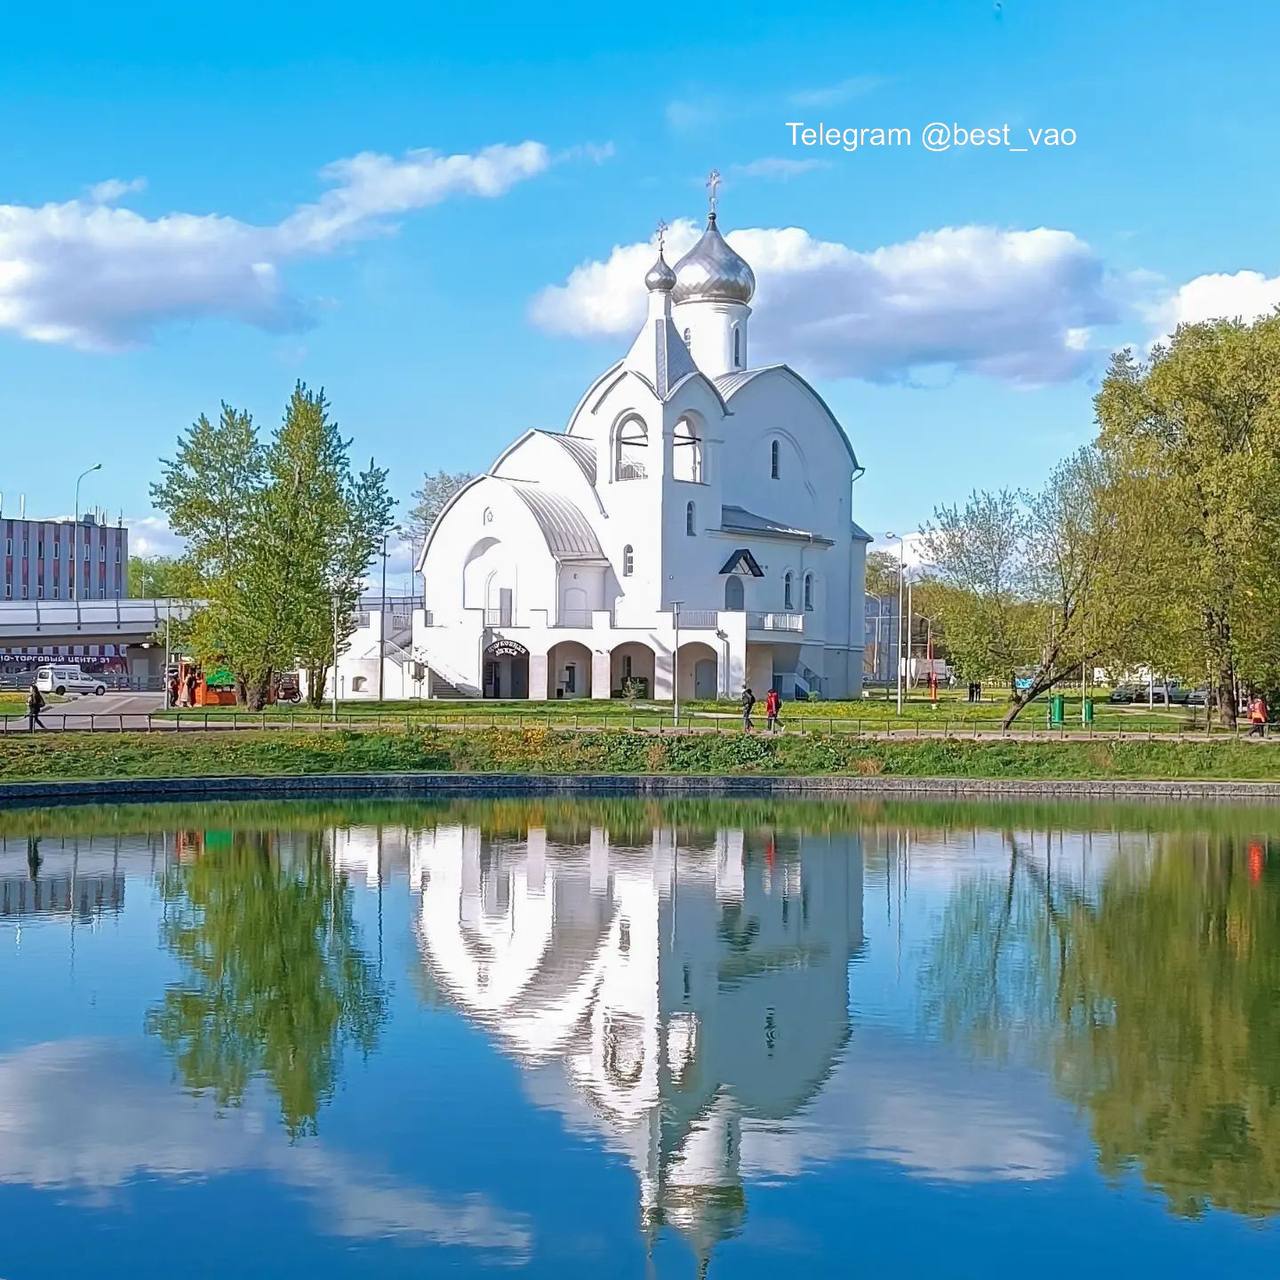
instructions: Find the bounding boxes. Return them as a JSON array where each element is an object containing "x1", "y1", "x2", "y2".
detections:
[{"x1": 741, "y1": 686, "x2": 756, "y2": 732}]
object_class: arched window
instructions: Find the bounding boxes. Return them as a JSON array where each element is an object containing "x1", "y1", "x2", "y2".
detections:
[
  {"x1": 732, "y1": 326, "x2": 741, "y2": 367},
  {"x1": 615, "y1": 417, "x2": 648, "y2": 481},
  {"x1": 724, "y1": 576, "x2": 744, "y2": 610},
  {"x1": 683, "y1": 327, "x2": 691, "y2": 345},
  {"x1": 672, "y1": 416, "x2": 703, "y2": 483},
  {"x1": 686, "y1": 501, "x2": 696, "y2": 536},
  {"x1": 783, "y1": 572, "x2": 794, "y2": 610},
  {"x1": 622, "y1": 544, "x2": 634, "y2": 577},
  {"x1": 770, "y1": 440, "x2": 780, "y2": 480},
  {"x1": 482, "y1": 507, "x2": 493, "y2": 524},
  {"x1": 352, "y1": 676, "x2": 368, "y2": 692},
  {"x1": 803, "y1": 572, "x2": 814, "y2": 611}
]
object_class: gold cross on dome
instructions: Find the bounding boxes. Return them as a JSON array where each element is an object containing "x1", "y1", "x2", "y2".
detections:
[
  {"x1": 706, "y1": 168, "x2": 721, "y2": 214},
  {"x1": 655, "y1": 219, "x2": 668, "y2": 251}
]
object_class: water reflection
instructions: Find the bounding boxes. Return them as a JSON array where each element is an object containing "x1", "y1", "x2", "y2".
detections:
[
  {"x1": 148, "y1": 828, "x2": 389, "y2": 1137},
  {"x1": 922, "y1": 827, "x2": 1280, "y2": 1219},
  {"x1": 1, "y1": 798, "x2": 1278, "y2": 1275},
  {"x1": 412, "y1": 821, "x2": 862, "y2": 1266}
]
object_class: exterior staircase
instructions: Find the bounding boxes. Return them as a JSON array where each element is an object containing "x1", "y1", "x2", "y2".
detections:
[{"x1": 428, "y1": 670, "x2": 467, "y2": 699}]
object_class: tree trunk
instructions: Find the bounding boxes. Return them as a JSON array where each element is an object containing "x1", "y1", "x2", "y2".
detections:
[
  {"x1": 1001, "y1": 697, "x2": 1026, "y2": 730},
  {"x1": 1209, "y1": 610, "x2": 1237, "y2": 730},
  {"x1": 308, "y1": 663, "x2": 329, "y2": 708}
]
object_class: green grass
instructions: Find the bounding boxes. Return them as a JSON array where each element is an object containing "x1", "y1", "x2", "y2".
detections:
[
  {"x1": 3, "y1": 725, "x2": 1280, "y2": 783},
  {"x1": 153, "y1": 690, "x2": 1209, "y2": 735}
]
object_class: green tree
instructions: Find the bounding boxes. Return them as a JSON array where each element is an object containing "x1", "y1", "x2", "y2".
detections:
[
  {"x1": 404, "y1": 469, "x2": 473, "y2": 552},
  {"x1": 924, "y1": 451, "x2": 1145, "y2": 727},
  {"x1": 127, "y1": 554, "x2": 200, "y2": 599},
  {"x1": 1095, "y1": 315, "x2": 1280, "y2": 727},
  {"x1": 864, "y1": 549, "x2": 900, "y2": 600},
  {"x1": 146, "y1": 829, "x2": 388, "y2": 1137},
  {"x1": 151, "y1": 386, "x2": 395, "y2": 709}
]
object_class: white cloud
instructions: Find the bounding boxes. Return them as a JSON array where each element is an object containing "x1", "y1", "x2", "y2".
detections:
[
  {"x1": 729, "y1": 157, "x2": 830, "y2": 180},
  {"x1": 0, "y1": 1038, "x2": 531, "y2": 1254},
  {"x1": 1148, "y1": 268, "x2": 1280, "y2": 344},
  {"x1": 788, "y1": 75, "x2": 887, "y2": 108},
  {"x1": 531, "y1": 221, "x2": 1115, "y2": 385},
  {"x1": 665, "y1": 99, "x2": 723, "y2": 133},
  {"x1": 0, "y1": 141, "x2": 552, "y2": 350},
  {"x1": 87, "y1": 177, "x2": 147, "y2": 204},
  {"x1": 125, "y1": 514, "x2": 183, "y2": 558}
]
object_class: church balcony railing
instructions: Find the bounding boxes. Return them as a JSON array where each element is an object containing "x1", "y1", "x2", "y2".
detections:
[
  {"x1": 748, "y1": 611, "x2": 805, "y2": 633},
  {"x1": 674, "y1": 609, "x2": 719, "y2": 629}
]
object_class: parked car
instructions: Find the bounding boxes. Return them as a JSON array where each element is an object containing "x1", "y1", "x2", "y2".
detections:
[
  {"x1": 35, "y1": 665, "x2": 107, "y2": 697},
  {"x1": 1108, "y1": 684, "x2": 1143, "y2": 704}
]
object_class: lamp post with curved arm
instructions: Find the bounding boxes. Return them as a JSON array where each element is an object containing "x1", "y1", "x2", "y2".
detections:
[
  {"x1": 884, "y1": 532, "x2": 906, "y2": 716},
  {"x1": 70, "y1": 463, "x2": 103, "y2": 601}
]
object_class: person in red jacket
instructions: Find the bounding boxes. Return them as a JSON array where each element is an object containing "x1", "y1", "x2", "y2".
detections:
[
  {"x1": 765, "y1": 687, "x2": 783, "y2": 733},
  {"x1": 1249, "y1": 694, "x2": 1269, "y2": 737}
]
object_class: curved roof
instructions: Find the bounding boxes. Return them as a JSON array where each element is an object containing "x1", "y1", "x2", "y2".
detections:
[
  {"x1": 507, "y1": 481, "x2": 606, "y2": 562},
  {"x1": 713, "y1": 364, "x2": 859, "y2": 469},
  {"x1": 537, "y1": 431, "x2": 598, "y2": 485}
]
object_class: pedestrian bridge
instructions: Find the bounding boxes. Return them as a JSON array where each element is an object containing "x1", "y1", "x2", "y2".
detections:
[{"x1": 0, "y1": 598, "x2": 198, "y2": 646}]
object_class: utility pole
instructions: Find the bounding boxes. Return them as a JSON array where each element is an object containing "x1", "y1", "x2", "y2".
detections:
[
  {"x1": 377, "y1": 535, "x2": 388, "y2": 703},
  {"x1": 885, "y1": 533, "x2": 906, "y2": 715},
  {"x1": 672, "y1": 600, "x2": 682, "y2": 727},
  {"x1": 331, "y1": 590, "x2": 339, "y2": 722}
]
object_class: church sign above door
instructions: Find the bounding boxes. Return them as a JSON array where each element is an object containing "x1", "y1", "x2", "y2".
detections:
[{"x1": 486, "y1": 639, "x2": 529, "y2": 659}]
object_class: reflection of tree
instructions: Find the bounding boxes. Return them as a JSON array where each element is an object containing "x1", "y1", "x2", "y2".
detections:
[
  {"x1": 924, "y1": 832, "x2": 1280, "y2": 1218},
  {"x1": 147, "y1": 831, "x2": 387, "y2": 1137}
]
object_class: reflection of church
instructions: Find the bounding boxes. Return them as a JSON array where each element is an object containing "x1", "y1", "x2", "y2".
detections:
[{"x1": 411, "y1": 821, "x2": 864, "y2": 1270}]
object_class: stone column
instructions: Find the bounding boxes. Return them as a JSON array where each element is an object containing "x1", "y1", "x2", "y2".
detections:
[
  {"x1": 592, "y1": 648, "x2": 612, "y2": 700},
  {"x1": 528, "y1": 652, "x2": 549, "y2": 701}
]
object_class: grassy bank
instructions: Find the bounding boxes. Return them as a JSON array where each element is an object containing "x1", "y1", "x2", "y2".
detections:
[
  {"x1": 155, "y1": 692, "x2": 1206, "y2": 735},
  {"x1": 3, "y1": 726, "x2": 1280, "y2": 782}
]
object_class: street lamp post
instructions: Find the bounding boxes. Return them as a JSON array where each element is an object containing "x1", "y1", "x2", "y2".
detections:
[
  {"x1": 885, "y1": 533, "x2": 906, "y2": 716},
  {"x1": 70, "y1": 463, "x2": 102, "y2": 601},
  {"x1": 672, "y1": 600, "x2": 683, "y2": 727}
]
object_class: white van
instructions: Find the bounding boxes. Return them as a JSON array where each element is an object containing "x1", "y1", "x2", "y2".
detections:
[{"x1": 35, "y1": 666, "x2": 108, "y2": 697}]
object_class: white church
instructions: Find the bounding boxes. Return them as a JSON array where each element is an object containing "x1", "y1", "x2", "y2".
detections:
[{"x1": 375, "y1": 183, "x2": 871, "y2": 703}]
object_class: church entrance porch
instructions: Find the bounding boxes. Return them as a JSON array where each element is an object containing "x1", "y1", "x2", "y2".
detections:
[
  {"x1": 676, "y1": 641, "x2": 720, "y2": 703},
  {"x1": 546, "y1": 641, "x2": 593, "y2": 700},
  {"x1": 609, "y1": 642, "x2": 656, "y2": 699},
  {"x1": 483, "y1": 639, "x2": 529, "y2": 699}
]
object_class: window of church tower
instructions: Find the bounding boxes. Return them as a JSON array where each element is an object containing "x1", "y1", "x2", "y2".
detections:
[
  {"x1": 804, "y1": 572, "x2": 814, "y2": 610},
  {"x1": 682, "y1": 327, "x2": 691, "y2": 345},
  {"x1": 622, "y1": 544, "x2": 634, "y2": 576},
  {"x1": 673, "y1": 417, "x2": 703, "y2": 483},
  {"x1": 770, "y1": 440, "x2": 780, "y2": 480},
  {"x1": 482, "y1": 507, "x2": 493, "y2": 524},
  {"x1": 685, "y1": 501, "x2": 696, "y2": 536},
  {"x1": 615, "y1": 417, "x2": 648, "y2": 481},
  {"x1": 733, "y1": 325, "x2": 741, "y2": 367},
  {"x1": 784, "y1": 572, "x2": 794, "y2": 610}
]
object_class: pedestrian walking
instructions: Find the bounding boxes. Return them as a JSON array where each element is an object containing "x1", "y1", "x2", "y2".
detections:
[
  {"x1": 741, "y1": 686, "x2": 756, "y2": 732},
  {"x1": 765, "y1": 687, "x2": 783, "y2": 733},
  {"x1": 1249, "y1": 694, "x2": 1269, "y2": 737},
  {"x1": 26, "y1": 683, "x2": 46, "y2": 732},
  {"x1": 185, "y1": 671, "x2": 198, "y2": 707}
]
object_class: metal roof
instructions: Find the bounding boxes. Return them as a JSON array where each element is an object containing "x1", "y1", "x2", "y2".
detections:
[
  {"x1": 721, "y1": 504, "x2": 833, "y2": 544},
  {"x1": 508, "y1": 483, "x2": 607, "y2": 562},
  {"x1": 718, "y1": 548, "x2": 766, "y2": 577},
  {"x1": 538, "y1": 431, "x2": 598, "y2": 485}
]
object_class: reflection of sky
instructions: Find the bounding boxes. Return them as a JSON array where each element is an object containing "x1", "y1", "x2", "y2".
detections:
[{"x1": 1, "y1": 815, "x2": 1279, "y2": 1278}]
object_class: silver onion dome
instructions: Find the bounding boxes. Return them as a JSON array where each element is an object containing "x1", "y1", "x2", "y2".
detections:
[
  {"x1": 645, "y1": 247, "x2": 677, "y2": 292},
  {"x1": 671, "y1": 213, "x2": 755, "y2": 305}
]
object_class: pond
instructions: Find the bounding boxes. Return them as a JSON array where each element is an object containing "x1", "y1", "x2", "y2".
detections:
[{"x1": 1, "y1": 795, "x2": 1278, "y2": 1277}]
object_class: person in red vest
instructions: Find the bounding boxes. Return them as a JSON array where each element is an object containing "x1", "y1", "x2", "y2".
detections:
[
  {"x1": 1248, "y1": 694, "x2": 1269, "y2": 737},
  {"x1": 765, "y1": 687, "x2": 783, "y2": 733}
]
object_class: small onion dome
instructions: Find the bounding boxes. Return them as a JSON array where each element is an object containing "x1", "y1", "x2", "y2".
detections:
[
  {"x1": 671, "y1": 213, "x2": 755, "y2": 305},
  {"x1": 645, "y1": 247, "x2": 677, "y2": 292}
]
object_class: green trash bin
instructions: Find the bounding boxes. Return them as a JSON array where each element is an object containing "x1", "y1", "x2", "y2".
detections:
[
  {"x1": 1083, "y1": 697, "x2": 1095, "y2": 726},
  {"x1": 1050, "y1": 693, "x2": 1066, "y2": 726}
]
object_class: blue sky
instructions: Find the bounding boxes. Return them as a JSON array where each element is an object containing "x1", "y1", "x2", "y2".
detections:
[{"x1": 2, "y1": 1, "x2": 1278, "y2": 571}]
